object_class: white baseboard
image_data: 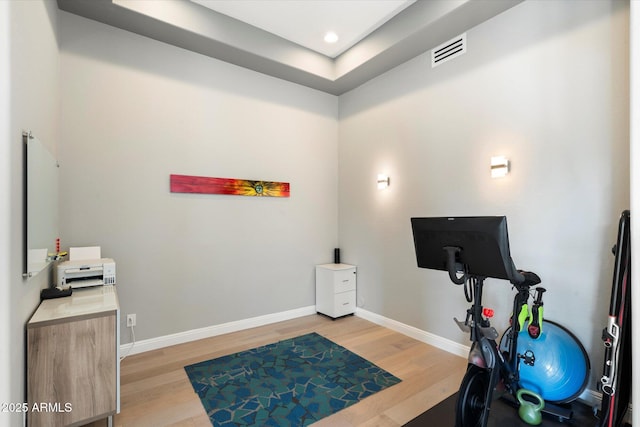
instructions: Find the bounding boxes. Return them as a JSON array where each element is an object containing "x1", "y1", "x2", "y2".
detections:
[
  {"x1": 579, "y1": 388, "x2": 601, "y2": 407},
  {"x1": 355, "y1": 308, "x2": 470, "y2": 358},
  {"x1": 120, "y1": 305, "x2": 316, "y2": 356},
  {"x1": 355, "y1": 307, "x2": 605, "y2": 410}
]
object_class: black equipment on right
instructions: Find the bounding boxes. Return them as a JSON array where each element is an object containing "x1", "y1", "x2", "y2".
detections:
[{"x1": 598, "y1": 210, "x2": 631, "y2": 427}]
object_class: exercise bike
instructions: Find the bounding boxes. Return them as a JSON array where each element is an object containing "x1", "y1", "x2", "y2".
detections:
[{"x1": 411, "y1": 216, "x2": 589, "y2": 427}]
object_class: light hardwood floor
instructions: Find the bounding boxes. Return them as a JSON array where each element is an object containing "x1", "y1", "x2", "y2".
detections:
[{"x1": 87, "y1": 314, "x2": 467, "y2": 427}]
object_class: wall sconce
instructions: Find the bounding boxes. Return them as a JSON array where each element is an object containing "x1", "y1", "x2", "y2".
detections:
[
  {"x1": 377, "y1": 174, "x2": 390, "y2": 189},
  {"x1": 490, "y1": 156, "x2": 510, "y2": 178}
]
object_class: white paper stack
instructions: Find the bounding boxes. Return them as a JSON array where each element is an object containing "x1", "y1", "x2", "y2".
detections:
[{"x1": 69, "y1": 246, "x2": 101, "y2": 261}]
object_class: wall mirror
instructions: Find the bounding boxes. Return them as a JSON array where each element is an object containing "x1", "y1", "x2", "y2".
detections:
[{"x1": 23, "y1": 132, "x2": 59, "y2": 278}]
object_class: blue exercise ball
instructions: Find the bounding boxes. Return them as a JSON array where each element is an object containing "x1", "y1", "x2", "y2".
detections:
[{"x1": 500, "y1": 320, "x2": 590, "y2": 403}]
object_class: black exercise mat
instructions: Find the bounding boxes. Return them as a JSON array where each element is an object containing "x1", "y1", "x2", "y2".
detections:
[{"x1": 404, "y1": 392, "x2": 599, "y2": 427}]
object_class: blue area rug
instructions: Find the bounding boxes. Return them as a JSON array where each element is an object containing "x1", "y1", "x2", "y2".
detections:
[{"x1": 184, "y1": 332, "x2": 402, "y2": 426}]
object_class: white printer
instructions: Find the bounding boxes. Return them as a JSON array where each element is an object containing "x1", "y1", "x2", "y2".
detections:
[{"x1": 55, "y1": 258, "x2": 116, "y2": 288}]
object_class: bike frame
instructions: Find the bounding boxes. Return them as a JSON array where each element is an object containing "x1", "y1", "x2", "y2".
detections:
[
  {"x1": 458, "y1": 275, "x2": 573, "y2": 427},
  {"x1": 459, "y1": 276, "x2": 529, "y2": 425}
]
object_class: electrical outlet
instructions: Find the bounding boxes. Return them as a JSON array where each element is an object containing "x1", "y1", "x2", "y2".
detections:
[{"x1": 126, "y1": 314, "x2": 136, "y2": 327}]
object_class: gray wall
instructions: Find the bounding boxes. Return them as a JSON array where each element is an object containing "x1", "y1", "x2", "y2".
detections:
[
  {"x1": 0, "y1": 1, "x2": 9, "y2": 422},
  {"x1": 338, "y1": 0, "x2": 629, "y2": 392},
  {"x1": 629, "y1": 3, "x2": 640, "y2": 424},
  {"x1": 3, "y1": 1, "x2": 61, "y2": 425},
  {"x1": 58, "y1": 11, "x2": 339, "y2": 342}
]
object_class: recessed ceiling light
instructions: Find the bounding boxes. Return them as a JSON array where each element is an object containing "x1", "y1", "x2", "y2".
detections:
[{"x1": 324, "y1": 32, "x2": 339, "y2": 44}]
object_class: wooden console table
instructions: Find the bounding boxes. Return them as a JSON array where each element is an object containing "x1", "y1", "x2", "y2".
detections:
[{"x1": 27, "y1": 285, "x2": 120, "y2": 427}]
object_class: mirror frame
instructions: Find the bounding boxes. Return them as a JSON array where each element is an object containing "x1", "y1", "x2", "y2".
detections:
[
  {"x1": 22, "y1": 132, "x2": 29, "y2": 277},
  {"x1": 23, "y1": 132, "x2": 59, "y2": 278}
]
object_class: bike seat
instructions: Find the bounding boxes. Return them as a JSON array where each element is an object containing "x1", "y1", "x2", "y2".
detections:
[{"x1": 517, "y1": 270, "x2": 541, "y2": 287}]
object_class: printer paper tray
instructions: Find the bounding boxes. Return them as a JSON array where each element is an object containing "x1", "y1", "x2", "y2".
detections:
[{"x1": 69, "y1": 278, "x2": 104, "y2": 288}]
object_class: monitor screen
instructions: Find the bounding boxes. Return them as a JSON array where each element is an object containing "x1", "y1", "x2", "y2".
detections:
[{"x1": 410, "y1": 216, "x2": 518, "y2": 281}]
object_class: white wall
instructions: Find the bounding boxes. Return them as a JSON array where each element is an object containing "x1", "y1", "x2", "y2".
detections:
[
  {"x1": 58, "y1": 12, "x2": 339, "y2": 342},
  {"x1": 6, "y1": 0, "x2": 60, "y2": 424},
  {"x1": 339, "y1": 0, "x2": 629, "y2": 394},
  {"x1": 0, "y1": 2, "x2": 11, "y2": 425},
  {"x1": 629, "y1": 1, "x2": 639, "y2": 424}
]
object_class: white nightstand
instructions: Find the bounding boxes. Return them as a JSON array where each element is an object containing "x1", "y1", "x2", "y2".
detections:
[{"x1": 315, "y1": 263, "x2": 357, "y2": 318}]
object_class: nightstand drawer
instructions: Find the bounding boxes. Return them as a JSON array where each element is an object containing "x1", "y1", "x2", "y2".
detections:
[
  {"x1": 333, "y1": 269, "x2": 356, "y2": 293},
  {"x1": 333, "y1": 290, "x2": 356, "y2": 317}
]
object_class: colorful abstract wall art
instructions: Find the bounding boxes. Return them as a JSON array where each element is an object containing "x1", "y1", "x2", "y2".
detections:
[{"x1": 170, "y1": 174, "x2": 290, "y2": 197}]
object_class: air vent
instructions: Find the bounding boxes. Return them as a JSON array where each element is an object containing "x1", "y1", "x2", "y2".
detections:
[{"x1": 431, "y1": 33, "x2": 466, "y2": 68}]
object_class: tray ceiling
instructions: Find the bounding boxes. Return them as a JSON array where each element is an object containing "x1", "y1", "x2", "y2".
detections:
[{"x1": 57, "y1": 0, "x2": 523, "y2": 95}]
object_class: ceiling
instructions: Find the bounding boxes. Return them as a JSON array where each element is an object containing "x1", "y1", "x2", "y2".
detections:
[
  {"x1": 190, "y1": 0, "x2": 416, "y2": 58},
  {"x1": 56, "y1": 0, "x2": 523, "y2": 95}
]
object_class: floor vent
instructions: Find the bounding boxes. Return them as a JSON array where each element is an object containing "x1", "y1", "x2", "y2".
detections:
[{"x1": 431, "y1": 33, "x2": 466, "y2": 68}]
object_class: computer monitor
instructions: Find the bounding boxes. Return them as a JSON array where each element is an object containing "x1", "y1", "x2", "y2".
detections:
[{"x1": 410, "y1": 216, "x2": 520, "y2": 283}]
